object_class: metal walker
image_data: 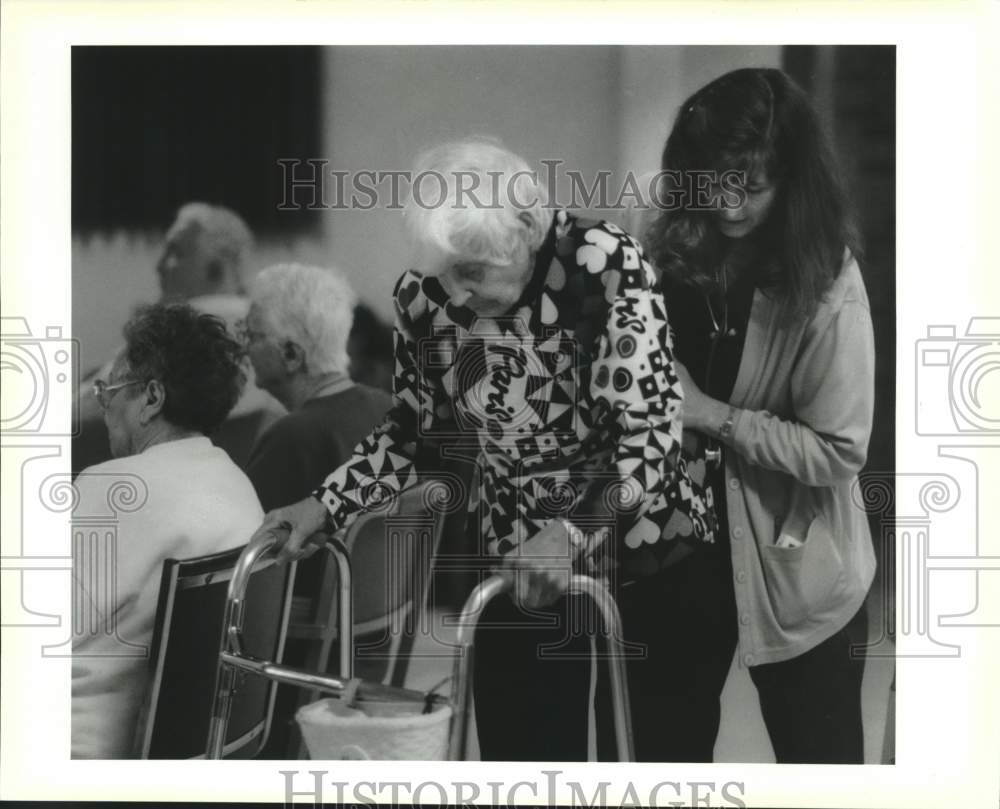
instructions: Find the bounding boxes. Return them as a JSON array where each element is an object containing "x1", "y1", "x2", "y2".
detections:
[{"x1": 207, "y1": 527, "x2": 635, "y2": 760}]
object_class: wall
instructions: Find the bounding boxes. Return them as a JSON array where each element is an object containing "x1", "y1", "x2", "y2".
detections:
[
  {"x1": 72, "y1": 46, "x2": 783, "y2": 369},
  {"x1": 618, "y1": 46, "x2": 782, "y2": 182},
  {"x1": 71, "y1": 233, "x2": 332, "y2": 375},
  {"x1": 319, "y1": 45, "x2": 620, "y2": 322},
  {"x1": 319, "y1": 45, "x2": 781, "y2": 322}
]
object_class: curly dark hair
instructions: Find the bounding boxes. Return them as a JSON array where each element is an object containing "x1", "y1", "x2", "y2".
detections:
[
  {"x1": 121, "y1": 303, "x2": 246, "y2": 435},
  {"x1": 646, "y1": 67, "x2": 862, "y2": 316}
]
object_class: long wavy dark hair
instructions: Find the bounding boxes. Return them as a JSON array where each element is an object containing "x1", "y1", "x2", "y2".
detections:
[{"x1": 646, "y1": 67, "x2": 862, "y2": 315}]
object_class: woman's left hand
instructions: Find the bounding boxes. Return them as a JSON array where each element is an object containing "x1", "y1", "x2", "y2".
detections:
[
  {"x1": 675, "y1": 361, "x2": 708, "y2": 431},
  {"x1": 500, "y1": 519, "x2": 583, "y2": 609},
  {"x1": 675, "y1": 361, "x2": 729, "y2": 435}
]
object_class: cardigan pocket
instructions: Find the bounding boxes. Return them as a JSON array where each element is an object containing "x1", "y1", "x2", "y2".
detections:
[{"x1": 760, "y1": 515, "x2": 847, "y2": 628}]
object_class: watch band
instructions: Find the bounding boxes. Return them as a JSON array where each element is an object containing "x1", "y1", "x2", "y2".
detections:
[{"x1": 718, "y1": 405, "x2": 737, "y2": 441}]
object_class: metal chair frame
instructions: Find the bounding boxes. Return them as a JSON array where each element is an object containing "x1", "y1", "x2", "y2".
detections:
[{"x1": 136, "y1": 540, "x2": 295, "y2": 759}]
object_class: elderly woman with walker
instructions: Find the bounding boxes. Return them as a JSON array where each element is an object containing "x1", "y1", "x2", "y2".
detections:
[{"x1": 257, "y1": 138, "x2": 719, "y2": 761}]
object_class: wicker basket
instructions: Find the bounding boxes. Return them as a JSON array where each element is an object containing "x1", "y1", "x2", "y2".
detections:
[{"x1": 296, "y1": 697, "x2": 452, "y2": 760}]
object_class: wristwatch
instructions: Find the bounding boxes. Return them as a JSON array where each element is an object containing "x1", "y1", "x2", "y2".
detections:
[{"x1": 718, "y1": 405, "x2": 738, "y2": 441}]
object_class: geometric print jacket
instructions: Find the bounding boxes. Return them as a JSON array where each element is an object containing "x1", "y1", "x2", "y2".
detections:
[{"x1": 312, "y1": 209, "x2": 715, "y2": 579}]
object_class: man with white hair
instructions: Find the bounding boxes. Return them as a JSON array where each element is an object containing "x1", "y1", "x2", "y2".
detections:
[
  {"x1": 242, "y1": 263, "x2": 392, "y2": 511},
  {"x1": 240, "y1": 263, "x2": 392, "y2": 758},
  {"x1": 256, "y1": 139, "x2": 717, "y2": 761},
  {"x1": 156, "y1": 201, "x2": 254, "y2": 302}
]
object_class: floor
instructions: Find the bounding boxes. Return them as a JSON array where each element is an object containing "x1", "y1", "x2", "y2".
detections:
[{"x1": 396, "y1": 586, "x2": 895, "y2": 763}]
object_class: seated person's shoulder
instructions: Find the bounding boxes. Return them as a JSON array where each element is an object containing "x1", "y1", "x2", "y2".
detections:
[
  {"x1": 298, "y1": 384, "x2": 393, "y2": 438},
  {"x1": 75, "y1": 454, "x2": 133, "y2": 477},
  {"x1": 255, "y1": 406, "x2": 317, "y2": 446},
  {"x1": 252, "y1": 384, "x2": 390, "y2": 457},
  {"x1": 73, "y1": 455, "x2": 146, "y2": 497},
  {"x1": 349, "y1": 382, "x2": 393, "y2": 411}
]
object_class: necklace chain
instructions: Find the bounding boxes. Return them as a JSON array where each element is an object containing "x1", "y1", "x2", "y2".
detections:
[{"x1": 704, "y1": 267, "x2": 729, "y2": 338}]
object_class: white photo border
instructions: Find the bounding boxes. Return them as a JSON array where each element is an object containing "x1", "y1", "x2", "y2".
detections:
[{"x1": 2, "y1": 1, "x2": 999, "y2": 807}]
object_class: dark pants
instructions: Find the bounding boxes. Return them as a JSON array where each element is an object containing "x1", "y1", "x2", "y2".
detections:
[
  {"x1": 473, "y1": 592, "x2": 594, "y2": 761},
  {"x1": 474, "y1": 548, "x2": 738, "y2": 762},
  {"x1": 473, "y1": 547, "x2": 868, "y2": 763},
  {"x1": 748, "y1": 608, "x2": 868, "y2": 764},
  {"x1": 596, "y1": 549, "x2": 739, "y2": 762}
]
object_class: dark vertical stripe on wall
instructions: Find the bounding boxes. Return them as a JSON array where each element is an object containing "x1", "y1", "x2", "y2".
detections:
[{"x1": 783, "y1": 45, "x2": 895, "y2": 497}]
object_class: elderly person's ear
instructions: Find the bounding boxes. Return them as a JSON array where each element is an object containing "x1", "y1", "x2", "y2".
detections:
[
  {"x1": 516, "y1": 210, "x2": 546, "y2": 253},
  {"x1": 281, "y1": 341, "x2": 306, "y2": 372},
  {"x1": 138, "y1": 379, "x2": 167, "y2": 426},
  {"x1": 517, "y1": 211, "x2": 540, "y2": 239}
]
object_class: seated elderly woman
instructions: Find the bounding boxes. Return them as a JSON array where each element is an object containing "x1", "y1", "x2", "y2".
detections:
[{"x1": 71, "y1": 303, "x2": 263, "y2": 759}]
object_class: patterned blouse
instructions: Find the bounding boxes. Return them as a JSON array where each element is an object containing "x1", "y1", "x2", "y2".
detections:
[{"x1": 312, "y1": 210, "x2": 715, "y2": 579}]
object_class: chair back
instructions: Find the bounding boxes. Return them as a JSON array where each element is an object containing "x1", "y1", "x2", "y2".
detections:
[
  {"x1": 349, "y1": 482, "x2": 439, "y2": 629},
  {"x1": 135, "y1": 543, "x2": 295, "y2": 758},
  {"x1": 298, "y1": 480, "x2": 446, "y2": 688}
]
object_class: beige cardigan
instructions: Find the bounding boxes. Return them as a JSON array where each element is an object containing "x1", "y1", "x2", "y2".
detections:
[{"x1": 719, "y1": 254, "x2": 877, "y2": 666}]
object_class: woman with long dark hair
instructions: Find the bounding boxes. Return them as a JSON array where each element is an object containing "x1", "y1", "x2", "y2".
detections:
[{"x1": 645, "y1": 67, "x2": 876, "y2": 763}]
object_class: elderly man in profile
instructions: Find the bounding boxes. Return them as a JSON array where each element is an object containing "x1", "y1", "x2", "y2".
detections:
[
  {"x1": 73, "y1": 203, "x2": 284, "y2": 472},
  {"x1": 242, "y1": 263, "x2": 392, "y2": 511},
  {"x1": 155, "y1": 202, "x2": 252, "y2": 305}
]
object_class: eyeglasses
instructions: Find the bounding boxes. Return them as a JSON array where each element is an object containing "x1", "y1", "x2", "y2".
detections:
[{"x1": 92, "y1": 378, "x2": 143, "y2": 411}]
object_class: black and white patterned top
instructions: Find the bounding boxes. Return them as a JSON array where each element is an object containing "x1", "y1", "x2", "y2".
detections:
[{"x1": 312, "y1": 209, "x2": 715, "y2": 578}]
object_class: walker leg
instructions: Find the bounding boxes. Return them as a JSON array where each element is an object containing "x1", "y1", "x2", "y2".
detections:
[{"x1": 447, "y1": 574, "x2": 634, "y2": 762}]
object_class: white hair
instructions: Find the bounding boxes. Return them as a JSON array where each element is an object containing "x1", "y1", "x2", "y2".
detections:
[
  {"x1": 171, "y1": 202, "x2": 254, "y2": 277},
  {"x1": 250, "y1": 263, "x2": 357, "y2": 375},
  {"x1": 403, "y1": 139, "x2": 551, "y2": 267}
]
